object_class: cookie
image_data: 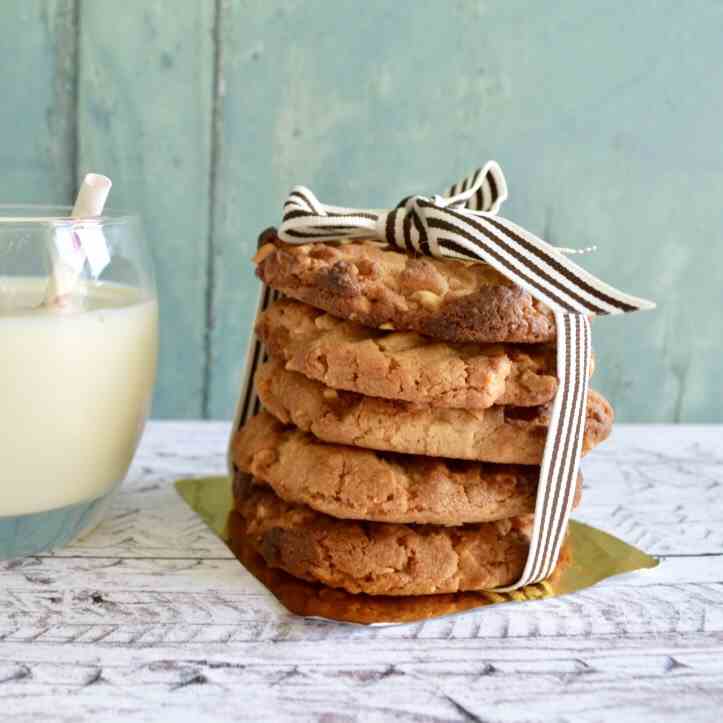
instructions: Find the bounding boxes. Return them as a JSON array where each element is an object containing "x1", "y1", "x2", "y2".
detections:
[
  {"x1": 254, "y1": 233, "x2": 556, "y2": 344},
  {"x1": 232, "y1": 411, "x2": 583, "y2": 525},
  {"x1": 233, "y1": 474, "x2": 537, "y2": 596},
  {"x1": 253, "y1": 359, "x2": 612, "y2": 463},
  {"x1": 228, "y1": 506, "x2": 572, "y2": 623},
  {"x1": 256, "y1": 297, "x2": 563, "y2": 409}
]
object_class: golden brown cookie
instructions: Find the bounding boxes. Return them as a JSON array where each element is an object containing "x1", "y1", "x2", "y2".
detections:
[
  {"x1": 254, "y1": 234, "x2": 556, "y2": 344},
  {"x1": 228, "y1": 505, "x2": 573, "y2": 624},
  {"x1": 256, "y1": 297, "x2": 561, "y2": 409},
  {"x1": 253, "y1": 360, "x2": 612, "y2": 463},
  {"x1": 232, "y1": 411, "x2": 583, "y2": 525},
  {"x1": 233, "y1": 474, "x2": 535, "y2": 596}
]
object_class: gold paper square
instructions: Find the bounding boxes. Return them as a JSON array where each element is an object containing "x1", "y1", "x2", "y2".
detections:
[{"x1": 176, "y1": 476, "x2": 659, "y2": 625}]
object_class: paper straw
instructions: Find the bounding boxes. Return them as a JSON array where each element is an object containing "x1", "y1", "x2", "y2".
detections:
[
  {"x1": 71, "y1": 173, "x2": 112, "y2": 217},
  {"x1": 43, "y1": 173, "x2": 112, "y2": 307}
]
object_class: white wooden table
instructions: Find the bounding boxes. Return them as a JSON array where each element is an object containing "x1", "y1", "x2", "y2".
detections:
[{"x1": 1, "y1": 423, "x2": 721, "y2": 722}]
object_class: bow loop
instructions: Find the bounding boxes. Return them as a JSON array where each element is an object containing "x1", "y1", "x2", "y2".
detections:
[
  {"x1": 443, "y1": 160, "x2": 508, "y2": 213},
  {"x1": 280, "y1": 185, "x2": 378, "y2": 243},
  {"x1": 283, "y1": 185, "x2": 327, "y2": 217}
]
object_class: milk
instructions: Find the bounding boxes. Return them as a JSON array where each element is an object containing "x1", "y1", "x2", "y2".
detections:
[{"x1": 0, "y1": 277, "x2": 158, "y2": 517}]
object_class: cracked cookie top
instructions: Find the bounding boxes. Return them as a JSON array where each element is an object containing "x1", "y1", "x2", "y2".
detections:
[
  {"x1": 256, "y1": 297, "x2": 561, "y2": 410},
  {"x1": 234, "y1": 473, "x2": 538, "y2": 596},
  {"x1": 254, "y1": 232, "x2": 556, "y2": 344},
  {"x1": 253, "y1": 359, "x2": 611, "y2": 464},
  {"x1": 232, "y1": 411, "x2": 583, "y2": 525}
]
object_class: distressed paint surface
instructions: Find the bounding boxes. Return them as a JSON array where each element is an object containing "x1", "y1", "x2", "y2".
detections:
[
  {"x1": 207, "y1": 0, "x2": 723, "y2": 423},
  {"x1": 0, "y1": 1, "x2": 721, "y2": 421},
  {"x1": 76, "y1": 0, "x2": 215, "y2": 417},
  {"x1": 0, "y1": 1, "x2": 76, "y2": 203},
  {"x1": 0, "y1": 422, "x2": 721, "y2": 721}
]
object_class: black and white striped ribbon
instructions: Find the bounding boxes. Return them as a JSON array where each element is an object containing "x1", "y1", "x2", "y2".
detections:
[
  {"x1": 230, "y1": 161, "x2": 653, "y2": 590},
  {"x1": 234, "y1": 283, "x2": 281, "y2": 429}
]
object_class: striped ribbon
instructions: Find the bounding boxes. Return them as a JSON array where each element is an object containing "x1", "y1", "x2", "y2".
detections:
[{"x1": 231, "y1": 161, "x2": 654, "y2": 590}]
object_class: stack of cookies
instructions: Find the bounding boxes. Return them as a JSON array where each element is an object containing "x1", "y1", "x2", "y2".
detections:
[{"x1": 230, "y1": 232, "x2": 613, "y2": 596}]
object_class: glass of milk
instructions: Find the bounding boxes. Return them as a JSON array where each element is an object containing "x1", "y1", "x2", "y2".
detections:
[{"x1": 0, "y1": 207, "x2": 158, "y2": 559}]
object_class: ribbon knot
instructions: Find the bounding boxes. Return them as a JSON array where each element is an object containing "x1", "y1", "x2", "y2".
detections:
[{"x1": 280, "y1": 161, "x2": 509, "y2": 259}]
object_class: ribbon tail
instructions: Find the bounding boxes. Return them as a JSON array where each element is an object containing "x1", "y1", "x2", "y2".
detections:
[
  {"x1": 488, "y1": 214, "x2": 656, "y2": 314},
  {"x1": 495, "y1": 312, "x2": 591, "y2": 591},
  {"x1": 421, "y1": 202, "x2": 654, "y2": 316}
]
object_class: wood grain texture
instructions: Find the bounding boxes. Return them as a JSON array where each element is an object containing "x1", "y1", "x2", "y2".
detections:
[
  {"x1": 0, "y1": 422, "x2": 721, "y2": 722},
  {"x1": 0, "y1": 0, "x2": 76, "y2": 203},
  {"x1": 76, "y1": 0, "x2": 215, "y2": 417}
]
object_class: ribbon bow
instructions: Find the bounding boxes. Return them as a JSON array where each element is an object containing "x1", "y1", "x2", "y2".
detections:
[
  {"x1": 279, "y1": 161, "x2": 652, "y2": 318},
  {"x1": 237, "y1": 162, "x2": 654, "y2": 591}
]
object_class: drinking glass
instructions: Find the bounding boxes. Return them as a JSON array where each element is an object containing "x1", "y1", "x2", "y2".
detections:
[{"x1": 0, "y1": 206, "x2": 158, "y2": 558}]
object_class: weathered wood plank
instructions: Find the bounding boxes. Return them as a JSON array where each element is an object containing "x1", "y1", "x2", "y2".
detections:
[
  {"x1": 0, "y1": 576, "x2": 721, "y2": 646},
  {"x1": 0, "y1": 0, "x2": 76, "y2": 204},
  {"x1": 1, "y1": 552, "x2": 719, "y2": 596},
  {"x1": 76, "y1": 0, "x2": 215, "y2": 417},
  {"x1": 1, "y1": 636, "x2": 722, "y2": 722},
  {"x1": 205, "y1": 0, "x2": 266, "y2": 418},
  {"x1": 206, "y1": 0, "x2": 723, "y2": 423}
]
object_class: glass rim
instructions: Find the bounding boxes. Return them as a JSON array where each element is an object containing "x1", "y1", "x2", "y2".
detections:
[{"x1": 0, "y1": 204, "x2": 139, "y2": 225}]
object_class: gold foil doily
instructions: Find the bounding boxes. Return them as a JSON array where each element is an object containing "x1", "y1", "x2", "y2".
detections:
[{"x1": 176, "y1": 476, "x2": 658, "y2": 625}]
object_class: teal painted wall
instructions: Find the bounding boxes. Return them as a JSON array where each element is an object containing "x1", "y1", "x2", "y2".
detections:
[{"x1": 1, "y1": 0, "x2": 721, "y2": 422}]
